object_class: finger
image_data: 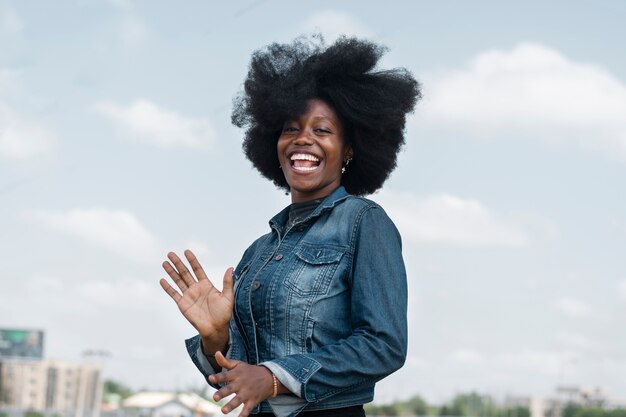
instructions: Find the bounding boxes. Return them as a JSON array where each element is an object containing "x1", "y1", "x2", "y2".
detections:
[
  {"x1": 167, "y1": 252, "x2": 196, "y2": 288},
  {"x1": 162, "y1": 261, "x2": 189, "y2": 292},
  {"x1": 222, "y1": 395, "x2": 245, "y2": 416},
  {"x1": 238, "y1": 401, "x2": 254, "y2": 417},
  {"x1": 222, "y1": 267, "x2": 235, "y2": 300},
  {"x1": 213, "y1": 381, "x2": 236, "y2": 402},
  {"x1": 185, "y1": 250, "x2": 214, "y2": 287},
  {"x1": 237, "y1": 407, "x2": 250, "y2": 417},
  {"x1": 215, "y1": 350, "x2": 239, "y2": 370},
  {"x1": 159, "y1": 278, "x2": 182, "y2": 303},
  {"x1": 208, "y1": 370, "x2": 232, "y2": 385}
]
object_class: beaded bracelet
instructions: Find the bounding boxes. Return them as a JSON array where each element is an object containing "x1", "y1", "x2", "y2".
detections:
[{"x1": 271, "y1": 373, "x2": 278, "y2": 397}]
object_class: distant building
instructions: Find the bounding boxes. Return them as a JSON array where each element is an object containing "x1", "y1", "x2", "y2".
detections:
[
  {"x1": 541, "y1": 385, "x2": 617, "y2": 417},
  {"x1": 121, "y1": 392, "x2": 222, "y2": 417},
  {"x1": 0, "y1": 358, "x2": 102, "y2": 417},
  {"x1": 556, "y1": 386, "x2": 607, "y2": 408}
]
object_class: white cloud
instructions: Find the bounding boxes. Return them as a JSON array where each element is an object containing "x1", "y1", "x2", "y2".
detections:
[
  {"x1": 405, "y1": 354, "x2": 429, "y2": 368},
  {"x1": 0, "y1": 2, "x2": 22, "y2": 34},
  {"x1": 0, "y1": 103, "x2": 55, "y2": 160},
  {"x1": 128, "y1": 344, "x2": 166, "y2": 360},
  {"x1": 376, "y1": 190, "x2": 529, "y2": 246},
  {"x1": 94, "y1": 99, "x2": 216, "y2": 150},
  {"x1": 420, "y1": 43, "x2": 626, "y2": 159},
  {"x1": 449, "y1": 348, "x2": 484, "y2": 364},
  {"x1": 104, "y1": 0, "x2": 133, "y2": 10},
  {"x1": 497, "y1": 349, "x2": 580, "y2": 376},
  {"x1": 556, "y1": 297, "x2": 592, "y2": 318},
  {"x1": 554, "y1": 332, "x2": 601, "y2": 351},
  {"x1": 22, "y1": 275, "x2": 158, "y2": 310},
  {"x1": 304, "y1": 10, "x2": 372, "y2": 41},
  {"x1": 183, "y1": 240, "x2": 215, "y2": 262},
  {"x1": 0, "y1": 68, "x2": 20, "y2": 94},
  {"x1": 77, "y1": 279, "x2": 157, "y2": 308},
  {"x1": 618, "y1": 280, "x2": 626, "y2": 301},
  {"x1": 26, "y1": 276, "x2": 63, "y2": 293},
  {"x1": 96, "y1": 0, "x2": 146, "y2": 46},
  {"x1": 117, "y1": 15, "x2": 147, "y2": 46},
  {"x1": 26, "y1": 208, "x2": 162, "y2": 263}
]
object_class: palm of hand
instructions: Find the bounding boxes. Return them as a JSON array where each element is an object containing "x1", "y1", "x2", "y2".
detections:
[
  {"x1": 160, "y1": 250, "x2": 235, "y2": 339},
  {"x1": 177, "y1": 278, "x2": 233, "y2": 336}
]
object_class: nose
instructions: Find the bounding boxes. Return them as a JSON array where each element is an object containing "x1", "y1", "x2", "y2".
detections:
[{"x1": 294, "y1": 129, "x2": 313, "y2": 145}]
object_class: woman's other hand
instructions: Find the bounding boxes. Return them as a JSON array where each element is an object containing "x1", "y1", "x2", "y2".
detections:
[
  {"x1": 160, "y1": 249, "x2": 233, "y2": 350},
  {"x1": 209, "y1": 352, "x2": 275, "y2": 417}
]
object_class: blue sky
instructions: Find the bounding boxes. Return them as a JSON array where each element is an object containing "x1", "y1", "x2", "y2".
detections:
[{"x1": 1, "y1": 0, "x2": 625, "y2": 405}]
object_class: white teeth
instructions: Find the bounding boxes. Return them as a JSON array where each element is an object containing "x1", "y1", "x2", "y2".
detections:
[
  {"x1": 290, "y1": 153, "x2": 320, "y2": 162},
  {"x1": 293, "y1": 166, "x2": 318, "y2": 172}
]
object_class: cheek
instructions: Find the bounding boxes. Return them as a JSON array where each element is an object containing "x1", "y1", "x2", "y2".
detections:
[
  {"x1": 331, "y1": 143, "x2": 346, "y2": 165},
  {"x1": 277, "y1": 134, "x2": 291, "y2": 149},
  {"x1": 276, "y1": 139, "x2": 286, "y2": 160}
]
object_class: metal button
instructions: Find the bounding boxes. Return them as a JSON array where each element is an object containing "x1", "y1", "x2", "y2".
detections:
[
  {"x1": 252, "y1": 280, "x2": 261, "y2": 290},
  {"x1": 274, "y1": 254, "x2": 283, "y2": 261}
]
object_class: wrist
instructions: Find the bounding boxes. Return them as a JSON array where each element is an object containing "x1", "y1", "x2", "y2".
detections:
[
  {"x1": 200, "y1": 336, "x2": 228, "y2": 358},
  {"x1": 260, "y1": 365, "x2": 278, "y2": 398}
]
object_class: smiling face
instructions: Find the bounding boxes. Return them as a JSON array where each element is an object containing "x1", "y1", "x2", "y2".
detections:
[{"x1": 277, "y1": 99, "x2": 352, "y2": 203}]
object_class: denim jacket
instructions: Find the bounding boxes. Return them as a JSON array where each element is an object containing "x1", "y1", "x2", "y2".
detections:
[{"x1": 186, "y1": 186, "x2": 407, "y2": 417}]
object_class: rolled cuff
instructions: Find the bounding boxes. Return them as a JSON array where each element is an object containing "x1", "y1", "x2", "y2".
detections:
[
  {"x1": 260, "y1": 361, "x2": 308, "y2": 417},
  {"x1": 185, "y1": 335, "x2": 230, "y2": 389}
]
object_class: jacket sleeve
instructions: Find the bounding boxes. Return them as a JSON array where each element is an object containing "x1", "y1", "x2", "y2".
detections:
[{"x1": 263, "y1": 205, "x2": 408, "y2": 403}]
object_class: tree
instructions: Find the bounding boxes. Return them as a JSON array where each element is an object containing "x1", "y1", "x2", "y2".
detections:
[
  {"x1": 365, "y1": 394, "x2": 429, "y2": 416},
  {"x1": 103, "y1": 379, "x2": 133, "y2": 399},
  {"x1": 449, "y1": 392, "x2": 498, "y2": 417},
  {"x1": 364, "y1": 403, "x2": 399, "y2": 416},
  {"x1": 500, "y1": 406, "x2": 531, "y2": 417},
  {"x1": 406, "y1": 395, "x2": 429, "y2": 416},
  {"x1": 553, "y1": 404, "x2": 626, "y2": 417},
  {"x1": 563, "y1": 404, "x2": 583, "y2": 417}
]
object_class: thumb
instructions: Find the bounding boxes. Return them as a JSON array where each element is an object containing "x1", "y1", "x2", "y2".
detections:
[
  {"x1": 215, "y1": 350, "x2": 238, "y2": 370},
  {"x1": 222, "y1": 267, "x2": 235, "y2": 300}
]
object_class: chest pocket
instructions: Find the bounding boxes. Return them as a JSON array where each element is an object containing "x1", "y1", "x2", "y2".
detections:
[{"x1": 285, "y1": 245, "x2": 345, "y2": 296}]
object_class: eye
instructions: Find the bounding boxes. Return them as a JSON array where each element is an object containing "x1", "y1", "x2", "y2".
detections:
[
  {"x1": 314, "y1": 128, "x2": 331, "y2": 134},
  {"x1": 282, "y1": 125, "x2": 299, "y2": 133}
]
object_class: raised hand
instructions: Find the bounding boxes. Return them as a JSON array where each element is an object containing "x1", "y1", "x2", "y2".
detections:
[
  {"x1": 209, "y1": 352, "x2": 275, "y2": 417},
  {"x1": 160, "y1": 250, "x2": 234, "y2": 348}
]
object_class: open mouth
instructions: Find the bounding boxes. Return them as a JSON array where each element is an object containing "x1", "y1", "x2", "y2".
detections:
[{"x1": 290, "y1": 153, "x2": 320, "y2": 172}]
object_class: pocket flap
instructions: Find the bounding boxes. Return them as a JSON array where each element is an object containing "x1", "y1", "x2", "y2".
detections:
[{"x1": 295, "y1": 245, "x2": 344, "y2": 265}]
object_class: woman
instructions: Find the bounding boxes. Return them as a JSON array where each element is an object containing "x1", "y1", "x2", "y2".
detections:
[{"x1": 160, "y1": 35, "x2": 420, "y2": 417}]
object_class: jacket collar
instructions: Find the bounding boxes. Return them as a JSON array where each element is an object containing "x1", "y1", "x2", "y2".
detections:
[{"x1": 269, "y1": 186, "x2": 350, "y2": 230}]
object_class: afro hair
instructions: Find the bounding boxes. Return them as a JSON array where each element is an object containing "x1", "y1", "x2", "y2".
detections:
[{"x1": 232, "y1": 35, "x2": 421, "y2": 196}]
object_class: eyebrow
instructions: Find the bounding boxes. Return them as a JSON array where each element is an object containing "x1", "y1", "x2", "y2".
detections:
[
  {"x1": 285, "y1": 115, "x2": 338, "y2": 125},
  {"x1": 310, "y1": 116, "x2": 337, "y2": 124}
]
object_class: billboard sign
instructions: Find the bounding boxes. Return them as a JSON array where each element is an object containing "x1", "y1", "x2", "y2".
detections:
[{"x1": 0, "y1": 329, "x2": 44, "y2": 359}]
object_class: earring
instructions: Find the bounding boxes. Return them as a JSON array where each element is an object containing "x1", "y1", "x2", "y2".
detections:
[{"x1": 341, "y1": 157, "x2": 352, "y2": 174}]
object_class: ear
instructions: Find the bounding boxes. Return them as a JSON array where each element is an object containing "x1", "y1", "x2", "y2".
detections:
[{"x1": 344, "y1": 147, "x2": 354, "y2": 161}]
